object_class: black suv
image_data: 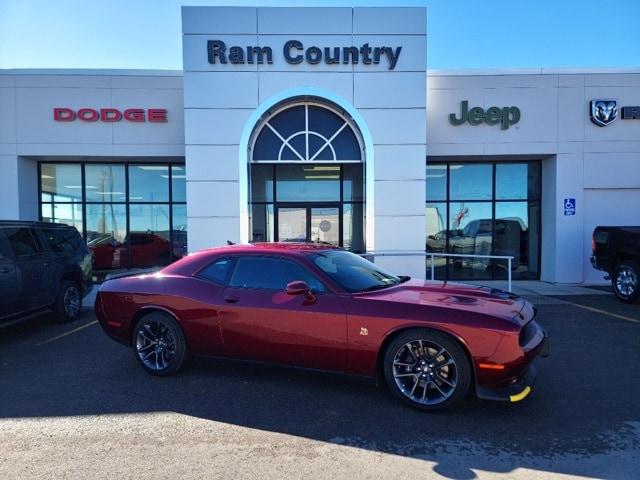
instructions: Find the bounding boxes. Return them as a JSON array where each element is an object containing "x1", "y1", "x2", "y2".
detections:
[{"x1": 0, "y1": 221, "x2": 93, "y2": 326}]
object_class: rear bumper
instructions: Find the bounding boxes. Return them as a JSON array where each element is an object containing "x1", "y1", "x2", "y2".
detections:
[
  {"x1": 476, "y1": 332, "x2": 549, "y2": 402},
  {"x1": 590, "y1": 254, "x2": 607, "y2": 272}
]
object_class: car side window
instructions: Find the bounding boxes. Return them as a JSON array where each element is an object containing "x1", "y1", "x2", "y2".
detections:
[
  {"x1": 198, "y1": 257, "x2": 234, "y2": 285},
  {"x1": 43, "y1": 227, "x2": 82, "y2": 255},
  {"x1": 5, "y1": 227, "x2": 40, "y2": 256},
  {"x1": 229, "y1": 256, "x2": 327, "y2": 293}
]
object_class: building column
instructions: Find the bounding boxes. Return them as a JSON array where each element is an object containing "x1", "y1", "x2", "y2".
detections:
[
  {"x1": 550, "y1": 144, "x2": 585, "y2": 283},
  {"x1": 0, "y1": 155, "x2": 38, "y2": 221},
  {"x1": 185, "y1": 145, "x2": 242, "y2": 252}
]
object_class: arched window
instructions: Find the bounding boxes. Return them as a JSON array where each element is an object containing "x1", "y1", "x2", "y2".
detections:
[
  {"x1": 251, "y1": 102, "x2": 363, "y2": 162},
  {"x1": 249, "y1": 99, "x2": 365, "y2": 252}
]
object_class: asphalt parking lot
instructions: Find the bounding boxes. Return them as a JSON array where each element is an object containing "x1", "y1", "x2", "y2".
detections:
[{"x1": 0, "y1": 289, "x2": 638, "y2": 479}]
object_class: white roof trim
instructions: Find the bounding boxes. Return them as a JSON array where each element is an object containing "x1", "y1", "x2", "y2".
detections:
[
  {"x1": 2, "y1": 67, "x2": 639, "y2": 78},
  {"x1": 0, "y1": 69, "x2": 183, "y2": 76},
  {"x1": 427, "y1": 67, "x2": 640, "y2": 76}
]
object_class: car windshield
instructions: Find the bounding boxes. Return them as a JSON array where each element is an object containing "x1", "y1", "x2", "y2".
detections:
[
  {"x1": 88, "y1": 235, "x2": 115, "y2": 246},
  {"x1": 308, "y1": 250, "x2": 405, "y2": 293}
]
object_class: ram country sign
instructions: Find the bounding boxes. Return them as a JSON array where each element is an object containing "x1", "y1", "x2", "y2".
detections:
[{"x1": 207, "y1": 39, "x2": 403, "y2": 70}]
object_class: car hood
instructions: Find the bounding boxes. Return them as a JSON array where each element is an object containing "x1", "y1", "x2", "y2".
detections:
[{"x1": 353, "y1": 279, "x2": 529, "y2": 325}]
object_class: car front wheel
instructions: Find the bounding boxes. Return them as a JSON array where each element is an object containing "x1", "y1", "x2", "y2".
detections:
[
  {"x1": 133, "y1": 312, "x2": 187, "y2": 376},
  {"x1": 612, "y1": 262, "x2": 639, "y2": 303},
  {"x1": 383, "y1": 329, "x2": 471, "y2": 411}
]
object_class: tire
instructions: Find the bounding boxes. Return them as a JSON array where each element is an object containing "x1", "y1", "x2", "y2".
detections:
[
  {"x1": 132, "y1": 312, "x2": 187, "y2": 376},
  {"x1": 53, "y1": 280, "x2": 82, "y2": 323},
  {"x1": 612, "y1": 262, "x2": 639, "y2": 303},
  {"x1": 383, "y1": 329, "x2": 471, "y2": 411}
]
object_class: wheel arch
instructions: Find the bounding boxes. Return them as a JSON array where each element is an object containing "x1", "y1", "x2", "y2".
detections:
[
  {"x1": 614, "y1": 256, "x2": 639, "y2": 268},
  {"x1": 129, "y1": 305, "x2": 184, "y2": 346},
  {"x1": 58, "y1": 267, "x2": 83, "y2": 295},
  {"x1": 376, "y1": 325, "x2": 477, "y2": 390}
]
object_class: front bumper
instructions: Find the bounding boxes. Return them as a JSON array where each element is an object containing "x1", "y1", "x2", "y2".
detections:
[{"x1": 476, "y1": 332, "x2": 549, "y2": 402}]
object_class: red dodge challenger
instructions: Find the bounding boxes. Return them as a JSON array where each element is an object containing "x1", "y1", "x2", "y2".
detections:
[{"x1": 95, "y1": 243, "x2": 549, "y2": 411}]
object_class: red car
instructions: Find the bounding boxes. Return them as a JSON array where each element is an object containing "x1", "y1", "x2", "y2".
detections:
[
  {"x1": 95, "y1": 243, "x2": 548, "y2": 411},
  {"x1": 89, "y1": 233, "x2": 171, "y2": 269}
]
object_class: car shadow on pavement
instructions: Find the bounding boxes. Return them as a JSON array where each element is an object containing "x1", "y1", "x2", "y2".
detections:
[{"x1": 1, "y1": 300, "x2": 639, "y2": 479}]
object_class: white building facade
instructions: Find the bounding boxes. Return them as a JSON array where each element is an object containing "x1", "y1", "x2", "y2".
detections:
[{"x1": 0, "y1": 6, "x2": 639, "y2": 284}]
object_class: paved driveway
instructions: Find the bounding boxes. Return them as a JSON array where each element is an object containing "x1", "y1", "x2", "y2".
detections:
[{"x1": 0, "y1": 291, "x2": 638, "y2": 479}]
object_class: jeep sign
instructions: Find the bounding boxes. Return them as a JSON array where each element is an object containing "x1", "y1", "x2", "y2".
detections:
[{"x1": 449, "y1": 101, "x2": 520, "y2": 130}]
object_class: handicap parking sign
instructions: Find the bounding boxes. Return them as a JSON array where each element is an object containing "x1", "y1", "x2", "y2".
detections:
[{"x1": 564, "y1": 198, "x2": 576, "y2": 216}]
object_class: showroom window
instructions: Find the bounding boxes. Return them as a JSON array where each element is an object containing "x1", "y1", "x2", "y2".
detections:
[
  {"x1": 40, "y1": 162, "x2": 187, "y2": 271},
  {"x1": 249, "y1": 101, "x2": 365, "y2": 252},
  {"x1": 426, "y1": 161, "x2": 541, "y2": 280}
]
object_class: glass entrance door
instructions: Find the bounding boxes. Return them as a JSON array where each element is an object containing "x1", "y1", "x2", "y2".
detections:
[
  {"x1": 276, "y1": 205, "x2": 341, "y2": 247},
  {"x1": 310, "y1": 207, "x2": 339, "y2": 246},
  {"x1": 277, "y1": 207, "x2": 307, "y2": 243}
]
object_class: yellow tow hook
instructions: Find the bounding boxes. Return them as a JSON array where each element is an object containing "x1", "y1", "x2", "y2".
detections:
[{"x1": 509, "y1": 386, "x2": 532, "y2": 402}]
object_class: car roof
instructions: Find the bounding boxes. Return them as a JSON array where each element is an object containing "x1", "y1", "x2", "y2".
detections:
[
  {"x1": 162, "y1": 242, "x2": 342, "y2": 275},
  {"x1": 0, "y1": 221, "x2": 73, "y2": 229},
  {"x1": 200, "y1": 242, "x2": 340, "y2": 254}
]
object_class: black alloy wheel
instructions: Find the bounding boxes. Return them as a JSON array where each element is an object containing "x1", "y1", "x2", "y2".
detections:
[
  {"x1": 133, "y1": 312, "x2": 188, "y2": 376},
  {"x1": 383, "y1": 329, "x2": 471, "y2": 411}
]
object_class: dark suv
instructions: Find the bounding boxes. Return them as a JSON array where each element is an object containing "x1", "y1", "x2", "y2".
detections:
[
  {"x1": 0, "y1": 221, "x2": 93, "y2": 326},
  {"x1": 591, "y1": 226, "x2": 640, "y2": 303}
]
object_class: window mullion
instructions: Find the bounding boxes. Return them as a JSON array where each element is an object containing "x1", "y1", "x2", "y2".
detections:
[
  {"x1": 305, "y1": 104, "x2": 309, "y2": 161},
  {"x1": 266, "y1": 122, "x2": 305, "y2": 161},
  {"x1": 309, "y1": 122, "x2": 348, "y2": 162}
]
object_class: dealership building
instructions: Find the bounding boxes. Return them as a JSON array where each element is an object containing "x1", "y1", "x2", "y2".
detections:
[{"x1": 1, "y1": 6, "x2": 639, "y2": 284}]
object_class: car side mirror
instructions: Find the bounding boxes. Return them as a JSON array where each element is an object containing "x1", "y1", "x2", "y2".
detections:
[{"x1": 286, "y1": 280, "x2": 316, "y2": 302}]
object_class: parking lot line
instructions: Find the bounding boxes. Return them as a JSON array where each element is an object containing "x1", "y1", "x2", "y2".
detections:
[
  {"x1": 565, "y1": 302, "x2": 639, "y2": 324},
  {"x1": 35, "y1": 320, "x2": 99, "y2": 346}
]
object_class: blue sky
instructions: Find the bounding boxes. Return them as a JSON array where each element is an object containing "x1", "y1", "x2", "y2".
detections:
[{"x1": 0, "y1": 0, "x2": 638, "y2": 70}]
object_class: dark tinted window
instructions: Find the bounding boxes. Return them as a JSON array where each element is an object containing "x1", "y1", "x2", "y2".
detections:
[
  {"x1": 198, "y1": 257, "x2": 234, "y2": 285},
  {"x1": 229, "y1": 256, "x2": 326, "y2": 293},
  {"x1": 43, "y1": 227, "x2": 82, "y2": 255},
  {"x1": 4, "y1": 228, "x2": 39, "y2": 256},
  {"x1": 252, "y1": 104, "x2": 361, "y2": 162}
]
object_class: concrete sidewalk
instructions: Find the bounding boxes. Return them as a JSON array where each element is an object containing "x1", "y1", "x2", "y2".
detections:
[{"x1": 466, "y1": 280, "x2": 612, "y2": 304}]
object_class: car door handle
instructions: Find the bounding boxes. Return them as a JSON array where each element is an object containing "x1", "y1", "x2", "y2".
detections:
[
  {"x1": 224, "y1": 296, "x2": 239, "y2": 304},
  {"x1": 0, "y1": 267, "x2": 9, "y2": 274},
  {"x1": 43, "y1": 262, "x2": 50, "y2": 267}
]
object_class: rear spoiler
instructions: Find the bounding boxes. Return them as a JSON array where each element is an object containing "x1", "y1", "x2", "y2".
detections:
[{"x1": 104, "y1": 267, "x2": 161, "y2": 282}]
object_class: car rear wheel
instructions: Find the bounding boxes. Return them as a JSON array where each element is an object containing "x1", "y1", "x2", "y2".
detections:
[
  {"x1": 133, "y1": 312, "x2": 187, "y2": 376},
  {"x1": 612, "y1": 262, "x2": 639, "y2": 303},
  {"x1": 383, "y1": 329, "x2": 471, "y2": 411},
  {"x1": 53, "y1": 280, "x2": 82, "y2": 323}
]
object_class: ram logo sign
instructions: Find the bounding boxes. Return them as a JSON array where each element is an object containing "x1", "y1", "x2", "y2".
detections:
[{"x1": 590, "y1": 100, "x2": 618, "y2": 127}]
